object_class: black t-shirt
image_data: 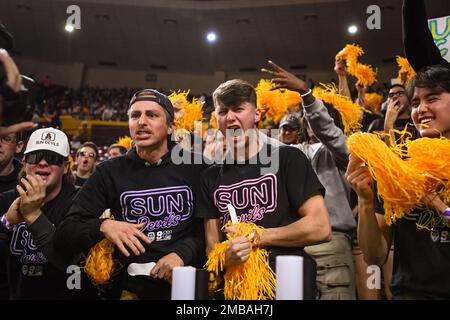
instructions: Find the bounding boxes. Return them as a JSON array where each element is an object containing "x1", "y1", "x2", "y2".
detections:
[
  {"x1": 74, "y1": 175, "x2": 88, "y2": 188},
  {"x1": 374, "y1": 187, "x2": 450, "y2": 299},
  {"x1": 197, "y1": 144, "x2": 325, "y2": 266}
]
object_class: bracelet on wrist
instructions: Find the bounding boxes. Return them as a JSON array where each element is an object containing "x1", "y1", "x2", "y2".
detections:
[
  {"x1": 443, "y1": 207, "x2": 450, "y2": 217},
  {"x1": 300, "y1": 89, "x2": 312, "y2": 98},
  {"x1": 1, "y1": 214, "x2": 15, "y2": 231}
]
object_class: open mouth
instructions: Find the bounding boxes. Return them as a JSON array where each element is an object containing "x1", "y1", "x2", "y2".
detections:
[
  {"x1": 227, "y1": 126, "x2": 242, "y2": 137},
  {"x1": 35, "y1": 171, "x2": 50, "y2": 180},
  {"x1": 135, "y1": 130, "x2": 152, "y2": 139},
  {"x1": 419, "y1": 117, "x2": 434, "y2": 125}
]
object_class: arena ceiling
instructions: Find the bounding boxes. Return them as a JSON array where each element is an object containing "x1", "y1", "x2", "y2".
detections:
[{"x1": 1, "y1": 0, "x2": 448, "y2": 74}]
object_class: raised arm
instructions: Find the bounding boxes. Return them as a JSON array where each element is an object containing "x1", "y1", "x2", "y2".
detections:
[
  {"x1": 345, "y1": 154, "x2": 392, "y2": 266},
  {"x1": 263, "y1": 60, "x2": 349, "y2": 168},
  {"x1": 403, "y1": 0, "x2": 448, "y2": 71}
]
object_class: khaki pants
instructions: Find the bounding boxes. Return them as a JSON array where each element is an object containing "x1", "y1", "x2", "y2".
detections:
[{"x1": 305, "y1": 232, "x2": 356, "y2": 300}]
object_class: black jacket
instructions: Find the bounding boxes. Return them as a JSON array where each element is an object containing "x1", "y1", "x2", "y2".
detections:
[
  {"x1": 0, "y1": 182, "x2": 96, "y2": 299},
  {"x1": 0, "y1": 158, "x2": 22, "y2": 194}
]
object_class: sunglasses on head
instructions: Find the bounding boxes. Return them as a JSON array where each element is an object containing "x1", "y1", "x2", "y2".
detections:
[{"x1": 24, "y1": 150, "x2": 66, "y2": 165}]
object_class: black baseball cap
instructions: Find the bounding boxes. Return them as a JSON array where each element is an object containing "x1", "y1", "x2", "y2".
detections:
[
  {"x1": 129, "y1": 89, "x2": 175, "y2": 122},
  {"x1": 279, "y1": 114, "x2": 301, "y2": 128}
]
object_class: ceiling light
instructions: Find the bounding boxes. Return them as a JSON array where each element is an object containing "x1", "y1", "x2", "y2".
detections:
[
  {"x1": 348, "y1": 25, "x2": 358, "y2": 34},
  {"x1": 206, "y1": 32, "x2": 217, "y2": 43},
  {"x1": 65, "y1": 24, "x2": 74, "y2": 32}
]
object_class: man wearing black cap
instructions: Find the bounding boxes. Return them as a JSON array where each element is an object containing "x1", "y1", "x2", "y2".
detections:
[
  {"x1": 55, "y1": 89, "x2": 206, "y2": 299},
  {"x1": 278, "y1": 114, "x2": 301, "y2": 145}
]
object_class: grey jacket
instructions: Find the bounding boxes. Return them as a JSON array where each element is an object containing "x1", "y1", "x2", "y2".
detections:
[{"x1": 295, "y1": 98, "x2": 356, "y2": 233}]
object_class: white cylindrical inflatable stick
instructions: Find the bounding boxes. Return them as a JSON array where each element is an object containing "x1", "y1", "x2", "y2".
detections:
[
  {"x1": 276, "y1": 255, "x2": 303, "y2": 300},
  {"x1": 171, "y1": 266, "x2": 197, "y2": 300},
  {"x1": 227, "y1": 203, "x2": 238, "y2": 224}
]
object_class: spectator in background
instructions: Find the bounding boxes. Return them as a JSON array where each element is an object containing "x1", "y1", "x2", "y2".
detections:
[
  {"x1": 0, "y1": 131, "x2": 24, "y2": 300},
  {"x1": 0, "y1": 132, "x2": 24, "y2": 193},
  {"x1": 74, "y1": 141, "x2": 98, "y2": 187},
  {"x1": 278, "y1": 114, "x2": 301, "y2": 145},
  {"x1": 79, "y1": 121, "x2": 90, "y2": 143},
  {"x1": 101, "y1": 104, "x2": 115, "y2": 121},
  {"x1": 107, "y1": 143, "x2": 127, "y2": 159}
]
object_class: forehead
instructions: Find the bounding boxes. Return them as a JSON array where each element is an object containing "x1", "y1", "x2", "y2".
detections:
[
  {"x1": 281, "y1": 124, "x2": 297, "y2": 129},
  {"x1": 412, "y1": 86, "x2": 434, "y2": 99},
  {"x1": 129, "y1": 100, "x2": 164, "y2": 113},
  {"x1": 216, "y1": 101, "x2": 254, "y2": 110},
  {"x1": 389, "y1": 86, "x2": 405, "y2": 93},
  {"x1": 1, "y1": 132, "x2": 16, "y2": 139},
  {"x1": 79, "y1": 146, "x2": 96, "y2": 154}
]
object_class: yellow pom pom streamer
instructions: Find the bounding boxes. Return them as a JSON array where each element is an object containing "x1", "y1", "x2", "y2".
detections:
[
  {"x1": 206, "y1": 221, "x2": 276, "y2": 300},
  {"x1": 209, "y1": 111, "x2": 218, "y2": 129},
  {"x1": 313, "y1": 83, "x2": 362, "y2": 135},
  {"x1": 407, "y1": 137, "x2": 450, "y2": 206},
  {"x1": 396, "y1": 56, "x2": 416, "y2": 85},
  {"x1": 116, "y1": 136, "x2": 132, "y2": 151},
  {"x1": 347, "y1": 132, "x2": 450, "y2": 226},
  {"x1": 256, "y1": 79, "x2": 302, "y2": 125},
  {"x1": 364, "y1": 93, "x2": 383, "y2": 113},
  {"x1": 83, "y1": 213, "x2": 121, "y2": 285},
  {"x1": 336, "y1": 44, "x2": 377, "y2": 86},
  {"x1": 354, "y1": 63, "x2": 377, "y2": 87},
  {"x1": 169, "y1": 90, "x2": 204, "y2": 133},
  {"x1": 84, "y1": 238, "x2": 120, "y2": 285},
  {"x1": 68, "y1": 154, "x2": 75, "y2": 171}
]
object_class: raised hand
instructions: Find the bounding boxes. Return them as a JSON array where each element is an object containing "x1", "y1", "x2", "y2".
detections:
[
  {"x1": 0, "y1": 49, "x2": 22, "y2": 92},
  {"x1": 17, "y1": 174, "x2": 46, "y2": 225},
  {"x1": 334, "y1": 58, "x2": 347, "y2": 77},
  {"x1": 261, "y1": 60, "x2": 308, "y2": 93},
  {"x1": 345, "y1": 154, "x2": 374, "y2": 202},
  {"x1": 5, "y1": 197, "x2": 24, "y2": 225}
]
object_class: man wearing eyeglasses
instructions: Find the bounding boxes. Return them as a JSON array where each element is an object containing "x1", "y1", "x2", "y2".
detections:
[
  {"x1": 74, "y1": 141, "x2": 99, "y2": 188},
  {"x1": 0, "y1": 127, "x2": 96, "y2": 299},
  {"x1": 367, "y1": 84, "x2": 419, "y2": 144},
  {"x1": 0, "y1": 131, "x2": 24, "y2": 300},
  {"x1": 0, "y1": 132, "x2": 24, "y2": 194}
]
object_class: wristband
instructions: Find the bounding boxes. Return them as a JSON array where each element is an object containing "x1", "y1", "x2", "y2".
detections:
[
  {"x1": 443, "y1": 208, "x2": 450, "y2": 217},
  {"x1": 1, "y1": 214, "x2": 14, "y2": 231},
  {"x1": 300, "y1": 89, "x2": 312, "y2": 98}
]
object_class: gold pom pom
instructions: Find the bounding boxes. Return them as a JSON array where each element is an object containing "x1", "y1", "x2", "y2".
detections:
[
  {"x1": 116, "y1": 136, "x2": 132, "y2": 151},
  {"x1": 313, "y1": 83, "x2": 362, "y2": 134},
  {"x1": 169, "y1": 90, "x2": 204, "y2": 133},
  {"x1": 206, "y1": 221, "x2": 276, "y2": 300},
  {"x1": 256, "y1": 79, "x2": 301, "y2": 125}
]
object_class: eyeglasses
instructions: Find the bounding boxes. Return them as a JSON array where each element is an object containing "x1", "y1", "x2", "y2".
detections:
[
  {"x1": 0, "y1": 136, "x2": 16, "y2": 144},
  {"x1": 388, "y1": 91, "x2": 406, "y2": 99},
  {"x1": 25, "y1": 151, "x2": 66, "y2": 165},
  {"x1": 77, "y1": 151, "x2": 96, "y2": 159}
]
